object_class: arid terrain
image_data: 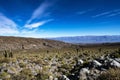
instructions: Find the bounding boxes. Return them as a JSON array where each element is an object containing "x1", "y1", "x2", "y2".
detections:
[{"x1": 0, "y1": 36, "x2": 120, "y2": 80}]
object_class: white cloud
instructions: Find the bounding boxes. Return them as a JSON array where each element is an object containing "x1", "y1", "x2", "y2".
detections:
[
  {"x1": 92, "y1": 9, "x2": 120, "y2": 18},
  {"x1": 113, "y1": 9, "x2": 120, "y2": 12},
  {"x1": 24, "y1": 19, "x2": 53, "y2": 29},
  {"x1": 27, "y1": 1, "x2": 52, "y2": 24},
  {"x1": 24, "y1": 0, "x2": 55, "y2": 29},
  {"x1": 77, "y1": 11, "x2": 87, "y2": 15},
  {"x1": 92, "y1": 11, "x2": 112, "y2": 18},
  {"x1": 21, "y1": 29, "x2": 38, "y2": 34},
  {"x1": 0, "y1": 13, "x2": 19, "y2": 34},
  {"x1": 77, "y1": 9, "x2": 94, "y2": 15},
  {"x1": 107, "y1": 12, "x2": 120, "y2": 17}
]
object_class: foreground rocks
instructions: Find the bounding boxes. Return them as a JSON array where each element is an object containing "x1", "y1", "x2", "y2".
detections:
[{"x1": 0, "y1": 51, "x2": 120, "y2": 80}]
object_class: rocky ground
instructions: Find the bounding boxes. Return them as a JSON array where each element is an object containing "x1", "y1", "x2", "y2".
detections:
[{"x1": 0, "y1": 50, "x2": 120, "y2": 80}]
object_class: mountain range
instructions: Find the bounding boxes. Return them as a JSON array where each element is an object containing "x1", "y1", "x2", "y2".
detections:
[{"x1": 49, "y1": 35, "x2": 120, "y2": 44}]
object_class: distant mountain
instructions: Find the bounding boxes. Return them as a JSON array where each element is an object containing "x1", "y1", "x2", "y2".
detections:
[{"x1": 49, "y1": 35, "x2": 120, "y2": 44}]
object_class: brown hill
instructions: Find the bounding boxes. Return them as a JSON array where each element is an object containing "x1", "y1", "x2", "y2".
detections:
[{"x1": 0, "y1": 36, "x2": 73, "y2": 51}]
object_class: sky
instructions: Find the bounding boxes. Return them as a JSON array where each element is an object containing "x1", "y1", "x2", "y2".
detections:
[{"x1": 0, "y1": 0, "x2": 120, "y2": 38}]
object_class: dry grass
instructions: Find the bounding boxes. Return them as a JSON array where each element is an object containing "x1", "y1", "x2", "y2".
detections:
[{"x1": 97, "y1": 68, "x2": 120, "y2": 80}]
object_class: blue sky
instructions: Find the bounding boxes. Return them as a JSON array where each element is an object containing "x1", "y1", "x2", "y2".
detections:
[{"x1": 0, "y1": 0, "x2": 120, "y2": 38}]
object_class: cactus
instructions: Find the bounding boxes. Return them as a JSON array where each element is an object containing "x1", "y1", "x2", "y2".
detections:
[
  {"x1": 47, "y1": 50, "x2": 49, "y2": 54},
  {"x1": 3, "y1": 50, "x2": 8, "y2": 58},
  {"x1": 3, "y1": 50, "x2": 13, "y2": 58},
  {"x1": 21, "y1": 44, "x2": 24, "y2": 49},
  {"x1": 98, "y1": 48, "x2": 102, "y2": 52},
  {"x1": 76, "y1": 48, "x2": 79, "y2": 54},
  {"x1": 9, "y1": 51, "x2": 13, "y2": 58}
]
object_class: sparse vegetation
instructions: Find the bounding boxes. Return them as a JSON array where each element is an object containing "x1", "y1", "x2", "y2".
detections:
[
  {"x1": 97, "y1": 68, "x2": 120, "y2": 80},
  {"x1": 0, "y1": 37, "x2": 120, "y2": 80}
]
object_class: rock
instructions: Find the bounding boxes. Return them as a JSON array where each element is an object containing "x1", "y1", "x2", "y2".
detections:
[
  {"x1": 115, "y1": 58, "x2": 120, "y2": 63},
  {"x1": 92, "y1": 60, "x2": 102, "y2": 67},
  {"x1": 110, "y1": 60, "x2": 120, "y2": 68},
  {"x1": 2, "y1": 63, "x2": 7, "y2": 68},
  {"x1": 79, "y1": 68, "x2": 90, "y2": 80},
  {"x1": 49, "y1": 76, "x2": 53, "y2": 80},
  {"x1": 80, "y1": 68, "x2": 90, "y2": 74},
  {"x1": 54, "y1": 78, "x2": 58, "y2": 80},
  {"x1": 78, "y1": 59, "x2": 84, "y2": 65},
  {"x1": 61, "y1": 75, "x2": 70, "y2": 80},
  {"x1": 7, "y1": 66, "x2": 20, "y2": 74},
  {"x1": 100, "y1": 55, "x2": 105, "y2": 60},
  {"x1": 34, "y1": 65, "x2": 42, "y2": 70},
  {"x1": 31, "y1": 69, "x2": 37, "y2": 75}
]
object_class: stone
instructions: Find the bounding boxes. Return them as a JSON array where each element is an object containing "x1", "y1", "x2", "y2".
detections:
[
  {"x1": 61, "y1": 75, "x2": 70, "y2": 80},
  {"x1": 110, "y1": 60, "x2": 120, "y2": 68},
  {"x1": 92, "y1": 60, "x2": 102, "y2": 66},
  {"x1": 54, "y1": 78, "x2": 58, "y2": 80},
  {"x1": 78, "y1": 59, "x2": 84, "y2": 65},
  {"x1": 115, "y1": 58, "x2": 120, "y2": 63},
  {"x1": 49, "y1": 76, "x2": 53, "y2": 80},
  {"x1": 79, "y1": 68, "x2": 90, "y2": 80}
]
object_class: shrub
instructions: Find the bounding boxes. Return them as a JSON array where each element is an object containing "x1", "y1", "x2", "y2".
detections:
[
  {"x1": 0, "y1": 72, "x2": 11, "y2": 80},
  {"x1": 97, "y1": 68, "x2": 120, "y2": 80}
]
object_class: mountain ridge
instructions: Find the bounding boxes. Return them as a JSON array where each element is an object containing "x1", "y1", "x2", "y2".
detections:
[{"x1": 49, "y1": 35, "x2": 120, "y2": 44}]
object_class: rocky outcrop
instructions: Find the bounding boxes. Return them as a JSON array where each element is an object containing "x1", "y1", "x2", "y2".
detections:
[{"x1": 0, "y1": 50, "x2": 120, "y2": 80}]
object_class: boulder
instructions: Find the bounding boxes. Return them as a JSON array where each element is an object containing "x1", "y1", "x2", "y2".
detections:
[
  {"x1": 79, "y1": 68, "x2": 90, "y2": 80},
  {"x1": 61, "y1": 75, "x2": 70, "y2": 80},
  {"x1": 78, "y1": 59, "x2": 84, "y2": 65},
  {"x1": 110, "y1": 60, "x2": 120, "y2": 68},
  {"x1": 49, "y1": 76, "x2": 53, "y2": 80},
  {"x1": 92, "y1": 60, "x2": 102, "y2": 67},
  {"x1": 115, "y1": 58, "x2": 120, "y2": 63}
]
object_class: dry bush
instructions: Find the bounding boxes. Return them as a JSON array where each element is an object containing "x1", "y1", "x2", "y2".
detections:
[{"x1": 97, "y1": 68, "x2": 120, "y2": 80}]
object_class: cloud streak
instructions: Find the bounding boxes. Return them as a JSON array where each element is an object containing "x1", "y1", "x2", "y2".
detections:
[
  {"x1": 27, "y1": 0, "x2": 52, "y2": 24},
  {"x1": 24, "y1": 0, "x2": 55, "y2": 29},
  {"x1": 25, "y1": 19, "x2": 54, "y2": 29},
  {"x1": 0, "y1": 13, "x2": 19, "y2": 34},
  {"x1": 92, "y1": 9, "x2": 120, "y2": 18},
  {"x1": 77, "y1": 9, "x2": 94, "y2": 15},
  {"x1": 92, "y1": 11, "x2": 112, "y2": 18}
]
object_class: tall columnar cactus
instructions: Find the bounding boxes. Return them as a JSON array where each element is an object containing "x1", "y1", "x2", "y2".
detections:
[
  {"x1": 3, "y1": 50, "x2": 13, "y2": 58},
  {"x1": 98, "y1": 48, "x2": 102, "y2": 52},
  {"x1": 9, "y1": 51, "x2": 13, "y2": 58},
  {"x1": 22, "y1": 44, "x2": 24, "y2": 49},
  {"x1": 47, "y1": 50, "x2": 49, "y2": 54},
  {"x1": 2, "y1": 50, "x2": 7, "y2": 58},
  {"x1": 76, "y1": 48, "x2": 79, "y2": 54}
]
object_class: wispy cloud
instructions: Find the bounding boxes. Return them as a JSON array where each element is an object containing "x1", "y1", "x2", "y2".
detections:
[
  {"x1": 0, "y1": 0, "x2": 55, "y2": 36},
  {"x1": 92, "y1": 9, "x2": 120, "y2": 18},
  {"x1": 76, "y1": 11, "x2": 87, "y2": 15},
  {"x1": 24, "y1": 0, "x2": 55, "y2": 29},
  {"x1": 92, "y1": 11, "x2": 112, "y2": 18},
  {"x1": 24, "y1": 19, "x2": 53, "y2": 29},
  {"x1": 21, "y1": 29, "x2": 38, "y2": 34},
  {"x1": 27, "y1": 1, "x2": 52, "y2": 24},
  {"x1": 0, "y1": 13, "x2": 19, "y2": 34},
  {"x1": 76, "y1": 9, "x2": 94, "y2": 15},
  {"x1": 107, "y1": 12, "x2": 120, "y2": 17},
  {"x1": 107, "y1": 9, "x2": 120, "y2": 17}
]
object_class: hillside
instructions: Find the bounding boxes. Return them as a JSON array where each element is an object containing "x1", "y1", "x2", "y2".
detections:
[
  {"x1": 0, "y1": 36, "x2": 120, "y2": 80},
  {"x1": 0, "y1": 36, "x2": 72, "y2": 51},
  {"x1": 49, "y1": 35, "x2": 120, "y2": 44}
]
